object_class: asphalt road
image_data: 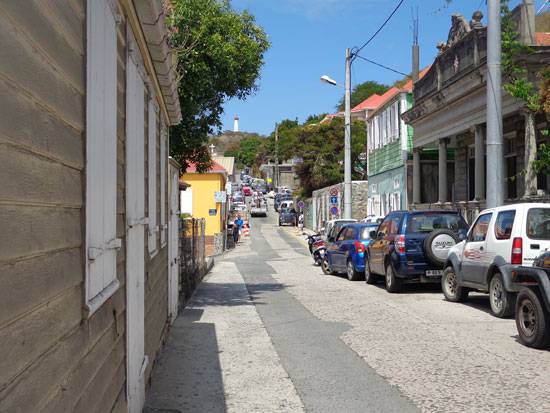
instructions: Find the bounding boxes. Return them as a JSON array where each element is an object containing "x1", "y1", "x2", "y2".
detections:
[{"x1": 147, "y1": 206, "x2": 550, "y2": 413}]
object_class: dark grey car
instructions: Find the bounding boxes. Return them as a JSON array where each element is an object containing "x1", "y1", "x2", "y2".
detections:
[{"x1": 279, "y1": 208, "x2": 297, "y2": 226}]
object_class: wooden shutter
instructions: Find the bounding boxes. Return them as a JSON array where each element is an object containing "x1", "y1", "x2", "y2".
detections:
[
  {"x1": 85, "y1": 0, "x2": 120, "y2": 313},
  {"x1": 148, "y1": 96, "x2": 158, "y2": 255},
  {"x1": 160, "y1": 125, "x2": 167, "y2": 246}
]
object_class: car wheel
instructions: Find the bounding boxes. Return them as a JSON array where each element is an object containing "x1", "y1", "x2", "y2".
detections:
[
  {"x1": 364, "y1": 257, "x2": 377, "y2": 285},
  {"x1": 346, "y1": 259, "x2": 362, "y2": 281},
  {"x1": 489, "y1": 272, "x2": 516, "y2": 318},
  {"x1": 515, "y1": 288, "x2": 550, "y2": 349},
  {"x1": 441, "y1": 266, "x2": 469, "y2": 302},
  {"x1": 385, "y1": 263, "x2": 402, "y2": 293},
  {"x1": 321, "y1": 257, "x2": 334, "y2": 275}
]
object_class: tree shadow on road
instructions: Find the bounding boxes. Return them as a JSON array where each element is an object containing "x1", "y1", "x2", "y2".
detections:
[{"x1": 191, "y1": 281, "x2": 289, "y2": 307}]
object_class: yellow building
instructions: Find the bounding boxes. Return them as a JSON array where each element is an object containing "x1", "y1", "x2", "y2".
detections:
[{"x1": 181, "y1": 161, "x2": 227, "y2": 255}]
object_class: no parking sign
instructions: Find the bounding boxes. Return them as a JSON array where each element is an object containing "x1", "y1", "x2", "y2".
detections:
[{"x1": 330, "y1": 206, "x2": 339, "y2": 215}]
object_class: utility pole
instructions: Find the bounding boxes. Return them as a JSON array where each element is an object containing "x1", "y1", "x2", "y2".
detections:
[
  {"x1": 274, "y1": 123, "x2": 279, "y2": 190},
  {"x1": 344, "y1": 48, "x2": 352, "y2": 219},
  {"x1": 486, "y1": 0, "x2": 504, "y2": 208}
]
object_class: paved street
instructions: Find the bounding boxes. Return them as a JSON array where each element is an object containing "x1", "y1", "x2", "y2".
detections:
[{"x1": 147, "y1": 212, "x2": 550, "y2": 413}]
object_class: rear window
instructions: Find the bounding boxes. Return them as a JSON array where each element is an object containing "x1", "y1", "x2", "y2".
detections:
[
  {"x1": 495, "y1": 210, "x2": 516, "y2": 240},
  {"x1": 406, "y1": 213, "x2": 468, "y2": 234},
  {"x1": 527, "y1": 208, "x2": 550, "y2": 240},
  {"x1": 360, "y1": 226, "x2": 378, "y2": 240}
]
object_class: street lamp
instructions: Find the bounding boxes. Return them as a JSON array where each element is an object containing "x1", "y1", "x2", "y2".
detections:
[{"x1": 320, "y1": 48, "x2": 352, "y2": 220}]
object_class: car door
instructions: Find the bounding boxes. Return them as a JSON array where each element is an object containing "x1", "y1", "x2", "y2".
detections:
[
  {"x1": 330, "y1": 227, "x2": 348, "y2": 269},
  {"x1": 338, "y1": 227, "x2": 356, "y2": 267},
  {"x1": 461, "y1": 212, "x2": 493, "y2": 286},
  {"x1": 369, "y1": 217, "x2": 391, "y2": 274}
]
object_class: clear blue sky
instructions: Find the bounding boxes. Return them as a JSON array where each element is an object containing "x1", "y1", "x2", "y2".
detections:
[{"x1": 221, "y1": 0, "x2": 545, "y2": 136}]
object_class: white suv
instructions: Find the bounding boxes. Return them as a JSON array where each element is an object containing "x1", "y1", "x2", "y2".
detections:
[{"x1": 442, "y1": 203, "x2": 550, "y2": 317}]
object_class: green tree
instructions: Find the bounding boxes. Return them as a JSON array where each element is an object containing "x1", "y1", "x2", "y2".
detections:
[
  {"x1": 235, "y1": 136, "x2": 264, "y2": 167},
  {"x1": 166, "y1": 0, "x2": 270, "y2": 171},
  {"x1": 292, "y1": 118, "x2": 367, "y2": 197},
  {"x1": 337, "y1": 80, "x2": 388, "y2": 111}
]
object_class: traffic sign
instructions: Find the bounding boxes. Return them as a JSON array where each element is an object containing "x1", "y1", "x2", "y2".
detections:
[
  {"x1": 330, "y1": 206, "x2": 339, "y2": 215},
  {"x1": 297, "y1": 200, "x2": 305, "y2": 209},
  {"x1": 330, "y1": 187, "x2": 339, "y2": 196},
  {"x1": 330, "y1": 196, "x2": 338, "y2": 204}
]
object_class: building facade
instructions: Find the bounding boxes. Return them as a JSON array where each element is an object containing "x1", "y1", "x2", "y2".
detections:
[
  {"x1": 402, "y1": 4, "x2": 550, "y2": 222},
  {"x1": 366, "y1": 84, "x2": 416, "y2": 216},
  {"x1": 0, "y1": 1, "x2": 181, "y2": 412},
  {"x1": 180, "y1": 161, "x2": 228, "y2": 256}
]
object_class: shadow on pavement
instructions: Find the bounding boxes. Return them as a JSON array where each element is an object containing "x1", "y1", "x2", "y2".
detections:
[
  {"x1": 144, "y1": 309, "x2": 226, "y2": 413},
  {"x1": 191, "y1": 281, "x2": 289, "y2": 307}
]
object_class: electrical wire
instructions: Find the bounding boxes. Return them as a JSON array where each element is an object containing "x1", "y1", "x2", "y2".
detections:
[
  {"x1": 537, "y1": 0, "x2": 549, "y2": 15},
  {"x1": 354, "y1": 54, "x2": 408, "y2": 76},
  {"x1": 353, "y1": 0, "x2": 407, "y2": 59}
]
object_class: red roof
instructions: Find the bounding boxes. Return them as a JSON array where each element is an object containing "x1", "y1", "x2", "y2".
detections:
[
  {"x1": 368, "y1": 66, "x2": 431, "y2": 118},
  {"x1": 535, "y1": 32, "x2": 550, "y2": 46},
  {"x1": 351, "y1": 94, "x2": 385, "y2": 112},
  {"x1": 185, "y1": 160, "x2": 227, "y2": 174}
]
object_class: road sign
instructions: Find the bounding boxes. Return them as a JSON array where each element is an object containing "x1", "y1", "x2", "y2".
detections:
[
  {"x1": 214, "y1": 191, "x2": 226, "y2": 203},
  {"x1": 297, "y1": 200, "x2": 305, "y2": 209},
  {"x1": 330, "y1": 187, "x2": 339, "y2": 196},
  {"x1": 330, "y1": 196, "x2": 338, "y2": 204},
  {"x1": 330, "y1": 206, "x2": 339, "y2": 215}
]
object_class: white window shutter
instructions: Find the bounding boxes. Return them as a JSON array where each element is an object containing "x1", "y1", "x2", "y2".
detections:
[
  {"x1": 148, "y1": 96, "x2": 158, "y2": 255},
  {"x1": 160, "y1": 125, "x2": 167, "y2": 246},
  {"x1": 86, "y1": 0, "x2": 120, "y2": 313}
]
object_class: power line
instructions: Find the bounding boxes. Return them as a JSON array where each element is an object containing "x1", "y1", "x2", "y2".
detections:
[
  {"x1": 353, "y1": 0, "x2": 407, "y2": 59},
  {"x1": 354, "y1": 54, "x2": 408, "y2": 77},
  {"x1": 538, "y1": 0, "x2": 549, "y2": 15}
]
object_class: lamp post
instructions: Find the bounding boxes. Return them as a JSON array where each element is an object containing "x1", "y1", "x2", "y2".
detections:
[{"x1": 320, "y1": 47, "x2": 352, "y2": 219}]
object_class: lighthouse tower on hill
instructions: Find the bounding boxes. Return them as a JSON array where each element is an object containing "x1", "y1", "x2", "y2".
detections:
[{"x1": 233, "y1": 115, "x2": 239, "y2": 133}]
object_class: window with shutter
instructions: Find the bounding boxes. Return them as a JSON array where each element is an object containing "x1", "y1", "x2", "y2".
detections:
[
  {"x1": 160, "y1": 124, "x2": 167, "y2": 247},
  {"x1": 85, "y1": 0, "x2": 120, "y2": 314},
  {"x1": 148, "y1": 96, "x2": 158, "y2": 256}
]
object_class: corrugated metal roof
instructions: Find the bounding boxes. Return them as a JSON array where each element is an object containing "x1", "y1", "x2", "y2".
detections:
[{"x1": 213, "y1": 156, "x2": 235, "y2": 175}]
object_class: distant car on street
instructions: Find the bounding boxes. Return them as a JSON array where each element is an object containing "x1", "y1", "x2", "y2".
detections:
[
  {"x1": 278, "y1": 208, "x2": 297, "y2": 226},
  {"x1": 242, "y1": 186, "x2": 252, "y2": 196},
  {"x1": 365, "y1": 210, "x2": 468, "y2": 292},
  {"x1": 443, "y1": 203, "x2": 550, "y2": 318},
  {"x1": 322, "y1": 223, "x2": 380, "y2": 281}
]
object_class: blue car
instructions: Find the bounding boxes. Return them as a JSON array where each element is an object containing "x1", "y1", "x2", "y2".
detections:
[
  {"x1": 322, "y1": 223, "x2": 379, "y2": 281},
  {"x1": 365, "y1": 210, "x2": 469, "y2": 293}
]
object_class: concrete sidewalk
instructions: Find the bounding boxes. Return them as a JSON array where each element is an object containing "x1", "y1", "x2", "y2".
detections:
[{"x1": 144, "y1": 259, "x2": 304, "y2": 413}]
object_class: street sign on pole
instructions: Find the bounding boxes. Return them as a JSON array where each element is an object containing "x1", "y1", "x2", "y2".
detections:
[
  {"x1": 330, "y1": 196, "x2": 338, "y2": 205},
  {"x1": 330, "y1": 187, "x2": 339, "y2": 196},
  {"x1": 330, "y1": 206, "x2": 339, "y2": 216},
  {"x1": 214, "y1": 191, "x2": 226, "y2": 203},
  {"x1": 297, "y1": 200, "x2": 305, "y2": 209}
]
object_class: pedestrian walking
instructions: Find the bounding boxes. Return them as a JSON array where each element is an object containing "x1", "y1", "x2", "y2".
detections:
[{"x1": 233, "y1": 215, "x2": 244, "y2": 244}]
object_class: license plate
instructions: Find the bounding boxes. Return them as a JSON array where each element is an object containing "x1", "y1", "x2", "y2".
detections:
[{"x1": 425, "y1": 270, "x2": 443, "y2": 277}]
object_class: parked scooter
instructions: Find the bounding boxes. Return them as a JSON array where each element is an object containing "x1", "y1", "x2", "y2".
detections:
[
  {"x1": 311, "y1": 239, "x2": 327, "y2": 266},
  {"x1": 306, "y1": 233, "x2": 322, "y2": 254}
]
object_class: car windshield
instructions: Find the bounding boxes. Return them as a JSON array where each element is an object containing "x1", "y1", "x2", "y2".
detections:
[
  {"x1": 527, "y1": 208, "x2": 550, "y2": 240},
  {"x1": 360, "y1": 225, "x2": 379, "y2": 240},
  {"x1": 406, "y1": 213, "x2": 468, "y2": 233}
]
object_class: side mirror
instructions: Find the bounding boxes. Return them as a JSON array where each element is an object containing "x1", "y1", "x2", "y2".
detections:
[{"x1": 369, "y1": 230, "x2": 377, "y2": 239}]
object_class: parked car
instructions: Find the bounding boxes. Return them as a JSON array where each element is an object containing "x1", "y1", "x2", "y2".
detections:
[
  {"x1": 242, "y1": 186, "x2": 252, "y2": 197},
  {"x1": 274, "y1": 194, "x2": 292, "y2": 211},
  {"x1": 443, "y1": 203, "x2": 550, "y2": 318},
  {"x1": 233, "y1": 203, "x2": 248, "y2": 213},
  {"x1": 279, "y1": 208, "x2": 297, "y2": 226},
  {"x1": 322, "y1": 223, "x2": 380, "y2": 281},
  {"x1": 361, "y1": 215, "x2": 385, "y2": 224},
  {"x1": 324, "y1": 219, "x2": 358, "y2": 242},
  {"x1": 365, "y1": 210, "x2": 469, "y2": 293},
  {"x1": 511, "y1": 250, "x2": 550, "y2": 349}
]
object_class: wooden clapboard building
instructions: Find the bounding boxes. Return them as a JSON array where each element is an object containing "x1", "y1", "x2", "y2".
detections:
[{"x1": 0, "y1": 1, "x2": 182, "y2": 411}]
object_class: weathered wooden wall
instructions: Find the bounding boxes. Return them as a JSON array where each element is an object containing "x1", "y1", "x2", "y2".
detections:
[
  {"x1": 144, "y1": 88, "x2": 169, "y2": 385},
  {"x1": 0, "y1": 0, "x2": 127, "y2": 411}
]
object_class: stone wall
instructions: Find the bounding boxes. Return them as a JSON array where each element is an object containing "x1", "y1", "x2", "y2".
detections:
[{"x1": 309, "y1": 181, "x2": 369, "y2": 230}]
